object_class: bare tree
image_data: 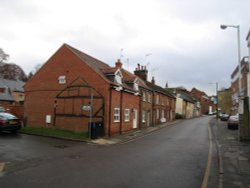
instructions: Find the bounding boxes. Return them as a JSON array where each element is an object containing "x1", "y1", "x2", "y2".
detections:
[{"x1": 0, "y1": 48, "x2": 9, "y2": 63}]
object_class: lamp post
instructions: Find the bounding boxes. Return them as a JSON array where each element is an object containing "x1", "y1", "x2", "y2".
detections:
[
  {"x1": 221, "y1": 24, "x2": 242, "y2": 140},
  {"x1": 220, "y1": 24, "x2": 241, "y2": 96}
]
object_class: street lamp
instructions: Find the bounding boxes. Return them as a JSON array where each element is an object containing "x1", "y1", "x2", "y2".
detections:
[
  {"x1": 220, "y1": 24, "x2": 241, "y2": 96},
  {"x1": 221, "y1": 24, "x2": 242, "y2": 140}
]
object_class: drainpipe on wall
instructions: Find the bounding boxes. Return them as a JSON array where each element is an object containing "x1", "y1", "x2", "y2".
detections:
[
  {"x1": 108, "y1": 87, "x2": 112, "y2": 137},
  {"x1": 119, "y1": 90, "x2": 123, "y2": 135},
  {"x1": 152, "y1": 91, "x2": 155, "y2": 126},
  {"x1": 53, "y1": 100, "x2": 57, "y2": 126},
  {"x1": 139, "y1": 90, "x2": 142, "y2": 129}
]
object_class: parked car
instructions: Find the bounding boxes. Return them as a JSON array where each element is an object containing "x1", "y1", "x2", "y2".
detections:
[
  {"x1": 0, "y1": 112, "x2": 21, "y2": 133},
  {"x1": 220, "y1": 113, "x2": 230, "y2": 121},
  {"x1": 227, "y1": 114, "x2": 239, "y2": 129}
]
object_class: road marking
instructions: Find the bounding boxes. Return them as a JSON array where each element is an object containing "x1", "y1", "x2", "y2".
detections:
[
  {"x1": 201, "y1": 124, "x2": 213, "y2": 188},
  {"x1": 0, "y1": 162, "x2": 5, "y2": 172}
]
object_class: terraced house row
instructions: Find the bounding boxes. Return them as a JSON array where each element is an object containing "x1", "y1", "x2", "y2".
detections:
[{"x1": 24, "y1": 44, "x2": 176, "y2": 136}]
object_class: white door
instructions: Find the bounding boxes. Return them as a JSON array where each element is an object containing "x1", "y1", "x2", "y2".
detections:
[{"x1": 133, "y1": 109, "x2": 137, "y2": 128}]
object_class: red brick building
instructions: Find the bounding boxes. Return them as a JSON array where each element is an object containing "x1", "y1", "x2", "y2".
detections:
[
  {"x1": 190, "y1": 88, "x2": 214, "y2": 114},
  {"x1": 25, "y1": 44, "x2": 140, "y2": 136},
  {"x1": 134, "y1": 64, "x2": 175, "y2": 126}
]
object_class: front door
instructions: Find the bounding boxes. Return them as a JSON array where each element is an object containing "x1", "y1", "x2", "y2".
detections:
[
  {"x1": 133, "y1": 109, "x2": 137, "y2": 129},
  {"x1": 147, "y1": 111, "x2": 150, "y2": 127}
]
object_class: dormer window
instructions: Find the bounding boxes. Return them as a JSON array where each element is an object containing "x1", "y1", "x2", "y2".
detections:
[
  {"x1": 114, "y1": 70, "x2": 122, "y2": 85},
  {"x1": 133, "y1": 78, "x2": 139, "y2": 91},
  {"x1": 134, "y1": 82, "x2": 139, "y2": 91}
]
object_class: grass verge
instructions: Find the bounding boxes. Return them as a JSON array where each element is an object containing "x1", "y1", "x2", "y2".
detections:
[{"x1": 20, "y1": 127, "x2": 89, "y2": 141}]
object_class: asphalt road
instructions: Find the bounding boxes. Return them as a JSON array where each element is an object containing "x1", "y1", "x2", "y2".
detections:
[{"x1": 0, "y1": 116, "x2": 217, "y2": 188}]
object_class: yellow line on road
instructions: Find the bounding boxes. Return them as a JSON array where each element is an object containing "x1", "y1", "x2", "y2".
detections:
[
  {"x1": 201, "y1": 124, "x2": 213, "y2": 188},
  {"x1": 0, "y1": 162, "x2": 5, "y2": 172}
]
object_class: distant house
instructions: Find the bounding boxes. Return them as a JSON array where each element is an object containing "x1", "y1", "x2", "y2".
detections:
[
  {"x1": 168, "y1": 87, "x2": 197, "y2": 119},
  {"x1": 0, "y1": 78, "x2": 25, "y2": 106},
  {"x1": 25, "y1": 44, "x2": 140, "y2": 136},
  {"x1": 134, "y1": 64, "x2": 175, "y2": 126},
  {"x1": 190, "y1": 88, "x2": 213, "y2": 115},
  {"x1": 145, "y1": 77, "x2": 175, "y2": 125}
]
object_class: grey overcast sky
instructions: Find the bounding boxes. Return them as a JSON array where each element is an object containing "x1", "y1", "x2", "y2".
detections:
[{"x1": 0, "y1": 0, "x2": 249, "y2": 95}]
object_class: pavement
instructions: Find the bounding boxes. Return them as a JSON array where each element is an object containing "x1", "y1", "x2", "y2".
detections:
[
  {"x1": 211, "y1": 117, "x2": 250, "y2": 188},
  {"x1": 91, "y1": 120, "x2": 182, "y2": 145}
]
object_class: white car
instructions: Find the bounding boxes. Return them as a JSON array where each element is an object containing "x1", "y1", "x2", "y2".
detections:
[{"x1": 227, "y1": 115, "x2": 239, "y2": 129}]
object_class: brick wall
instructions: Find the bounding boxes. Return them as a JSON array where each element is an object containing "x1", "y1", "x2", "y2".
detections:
[{"x1": 25, "y1": 45, "x2": 140, "y2": 135}]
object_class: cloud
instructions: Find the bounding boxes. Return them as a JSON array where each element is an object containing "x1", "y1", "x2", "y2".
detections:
[{"x1": 0, "y1": 0, "x2": 249, "y2": 96}]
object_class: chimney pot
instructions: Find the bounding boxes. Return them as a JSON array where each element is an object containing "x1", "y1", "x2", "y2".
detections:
[{"x1": 151, "y1": 76, "x2": 155, "y2": 85}]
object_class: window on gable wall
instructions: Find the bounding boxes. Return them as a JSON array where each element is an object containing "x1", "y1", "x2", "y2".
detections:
[
  {"x1": 114, "y1": 108, "x2": 120, "y2": 122},
  {"x1": 124, "y1": 109, "x2": 130, "y2": 122},
  {"x1": 58, "y1": 75, "x2": 66, "y2": 84}
]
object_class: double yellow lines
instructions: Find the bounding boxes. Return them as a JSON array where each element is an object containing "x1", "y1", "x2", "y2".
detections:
[{"x1": 201, "y1": 123, "x2": 213, "y2": 188}]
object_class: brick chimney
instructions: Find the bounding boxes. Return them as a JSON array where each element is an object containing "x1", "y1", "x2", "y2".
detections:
[
  {"x1": 115, "y1": 59, "x2": 122, "y2": 68},
  {"x1": 134, "y1": 64, "x2": 148, "y2": 81},
  {"x1": 151, "y1": 76, "x2": 155, "y2": 85}
]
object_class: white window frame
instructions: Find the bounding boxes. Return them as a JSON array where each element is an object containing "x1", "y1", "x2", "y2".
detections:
[
  {"x1": 133, "y1": 79, "x2": 139, "y2": 91},
  {"x1": 114, "y1": 108, "x2": 120, "y2": 122},
  {"x1": 114, "y1": 70, "x2": 123, "y2": 85},
  {"x1": 58, "y1": 75, "x2": 66, "y2": 84},
  {"x1": 124, "y1": 109, "x2": 130, "y2": 122}
]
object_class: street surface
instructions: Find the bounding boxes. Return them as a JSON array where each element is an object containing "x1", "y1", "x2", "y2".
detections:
[{"x1": 0, "y1": 116, "x2": 217, "y2": 188}]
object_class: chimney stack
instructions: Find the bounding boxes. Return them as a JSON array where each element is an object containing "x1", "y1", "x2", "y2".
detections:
[
  {"x1": 115, "y1": 59, "x2": 122, "y2": 69},
  {"x1": 134, "y1": 64, "x2": 148, "y2": 81}
]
